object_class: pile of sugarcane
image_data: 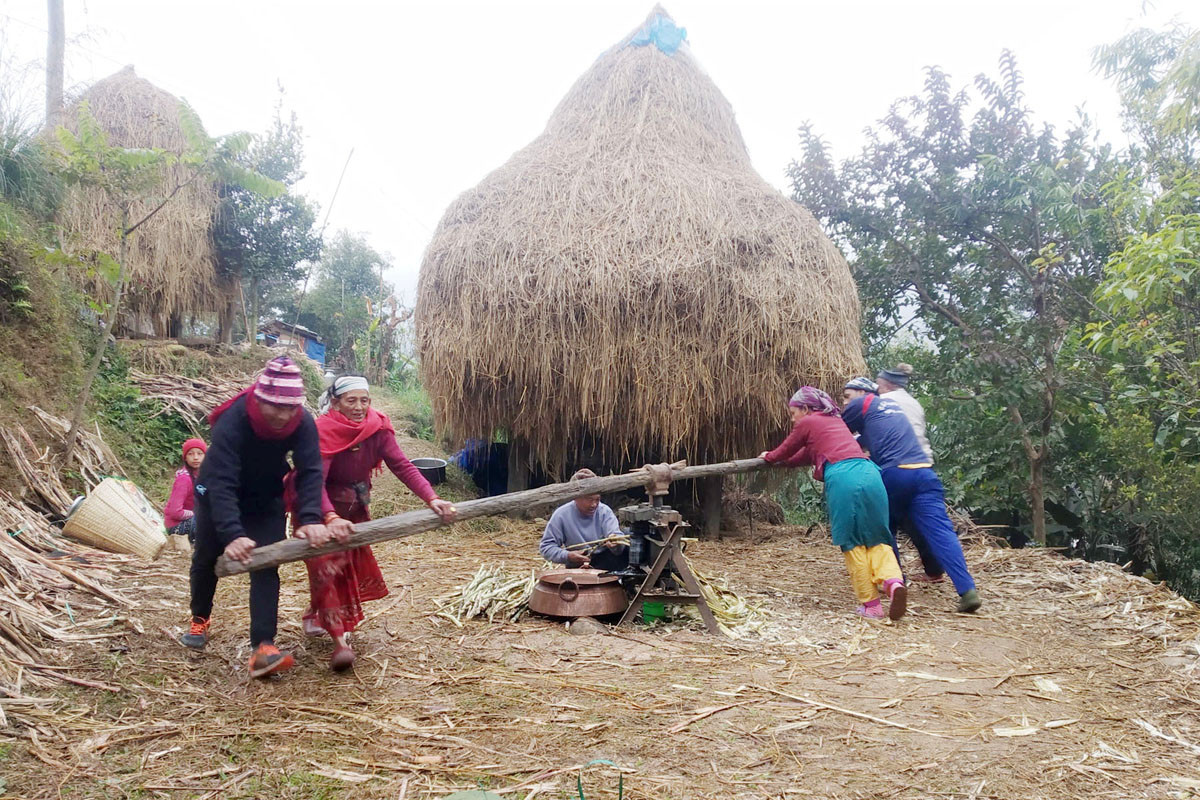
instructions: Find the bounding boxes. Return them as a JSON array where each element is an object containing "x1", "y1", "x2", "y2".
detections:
[
  {"x1": 0, "y1": 406, "x2": 125, "y2": 517},
  {"x1": 435, "y1": 564, "x2": 538, "y2": 625},
  {"x1": 128, "y1": 370, "x2": 251, "y2": 434},
  {"x1": 682, "y1": 564, "x2": 771, "y2": 639},
  {"x1": 0, "y1": 489, "x2": 131, "y2": 734}
]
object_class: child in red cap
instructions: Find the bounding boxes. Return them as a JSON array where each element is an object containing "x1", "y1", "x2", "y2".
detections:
[{"x1": 164, "y1": 438, "x2": 206, "y2": 543}]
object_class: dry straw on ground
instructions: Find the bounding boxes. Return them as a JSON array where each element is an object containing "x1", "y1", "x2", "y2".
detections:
[
  {"x1": 416, "y1": 7, "x2": 865, "y2": 475},
  {"x1": 1, "y1": 380, "x2": 1199, "y2": 798},
  {"x1": 55, "y1": 66, "x2": 228, "y2": 323},
  {"x1": 0, "y1": 489, "x2": 130, "y2": 735}
]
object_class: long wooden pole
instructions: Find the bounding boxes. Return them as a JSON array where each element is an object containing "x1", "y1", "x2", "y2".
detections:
[{"x1": 215, "y1": 458, "x2": 767, "y2": 576}]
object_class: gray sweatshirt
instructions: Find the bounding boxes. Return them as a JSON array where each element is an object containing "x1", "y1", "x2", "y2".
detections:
[{"x1": 539, "y1": 501, "x2": 624, "y2": 564}]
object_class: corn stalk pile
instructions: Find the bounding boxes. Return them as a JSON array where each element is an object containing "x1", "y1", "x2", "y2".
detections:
[
  {"x1": 0, "y1": 406, "x2": 125, "y2": 517},
  {"x1": 0, "y1": 489, "x2": 131, "y2": 734},
  {"x1": 435, "y1": 565, "x2": 538, "y2": 625},
  {"x1": 680, "y1": 561, "x2": 771, "y2": 639},
  {"x1": 127, "y1": 369, "x2": 250, "y2": 434}
]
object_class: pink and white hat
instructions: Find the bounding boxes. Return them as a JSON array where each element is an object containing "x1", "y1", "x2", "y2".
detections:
[{"x1": 253, "y1": 356, "x2": 306, "y2": 406}]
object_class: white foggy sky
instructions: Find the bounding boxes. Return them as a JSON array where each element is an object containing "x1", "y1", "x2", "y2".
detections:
[{"x1": 2, "y1": 0, "x2": 1198, "y2": 303}]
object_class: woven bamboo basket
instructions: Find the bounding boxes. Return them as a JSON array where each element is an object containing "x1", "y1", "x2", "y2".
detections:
[{"x1": 63, "y1": 477, "x2": 168, "y2": 560}]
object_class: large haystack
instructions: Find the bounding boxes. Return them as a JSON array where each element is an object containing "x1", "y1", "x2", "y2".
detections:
[
  {"x1": 57, "y1": 67, "x2": 226, "y2": 329},
  {"x1": 416, "y1": 8, "x2": 865, "y2": 476}
]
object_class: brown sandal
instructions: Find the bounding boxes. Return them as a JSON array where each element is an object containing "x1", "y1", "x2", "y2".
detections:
[{"x1": 887, "y1": 581, "x2": 908, "y2": 621}]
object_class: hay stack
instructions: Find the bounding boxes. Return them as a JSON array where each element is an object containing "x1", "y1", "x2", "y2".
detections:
[
  {"x1": 56, "y1": 66, "x2": 226, "y2": 326},
  {"x1": 416, "y1": 8, "x2": 865, "y2": 475}
]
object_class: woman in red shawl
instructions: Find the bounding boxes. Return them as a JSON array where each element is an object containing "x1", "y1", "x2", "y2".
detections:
[{"x1": 304, "y1": 375, "x2": 457, "y2": 671}]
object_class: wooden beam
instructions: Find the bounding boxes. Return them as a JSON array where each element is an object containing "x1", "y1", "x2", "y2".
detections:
[{"x1": 215, "y1": 458, "x2": 767, "y2": 576}]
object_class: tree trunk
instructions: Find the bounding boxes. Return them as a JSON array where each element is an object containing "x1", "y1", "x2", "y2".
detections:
[
  {"x1": 1009, "y1": 404, "x2": 1048, "y2": 546},
  {"x1": 248, "y1": 275, "x2": 260, "y2": 336},
  {"x1": 699, "y1": 474, "x2": 723, "y2": 538},
  {"x1": 1028, "y1": 454, "x2": 1047, "y2": 546},
  {"x1": 218, "y1": 299, "x2": 234, "y2": 343},
  {"x1": 63, "y1": 214, "x2": 129, "y2": 464},
  {"x1": 217, "y1": 458, "x2": 768, "y2": 576},
  {"x1": 374, "y1": 324, "x2": 393, "y2": 385},
  {"x1": 238, "y1": 281, "x2": 253, "y2": 345},
  {"x1": 45, "y1": 0, "x2": 65, "y2": 127}
]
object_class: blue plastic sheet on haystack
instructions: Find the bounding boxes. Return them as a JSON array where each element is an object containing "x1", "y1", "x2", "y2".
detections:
[{"x1": 629, "y1": 15, "x2": 687, "y2": 55}]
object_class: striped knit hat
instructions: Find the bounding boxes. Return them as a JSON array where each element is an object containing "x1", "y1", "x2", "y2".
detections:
[{"x1": 253, "y1": 356, "x2": 306, "y2": 406}]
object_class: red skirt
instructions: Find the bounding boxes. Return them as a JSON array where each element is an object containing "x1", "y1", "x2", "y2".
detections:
[{"x1": 302, "y1": 501, "x2": 388, "y2": 637}]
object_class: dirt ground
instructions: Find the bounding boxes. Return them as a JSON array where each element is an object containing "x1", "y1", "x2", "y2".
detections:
[
  {"x1": 4, "y1": 363, "x2": 1200, "y2": 800},
  {"x1": 3, "y1": 433, "x2": 1199, "y2": 800}
]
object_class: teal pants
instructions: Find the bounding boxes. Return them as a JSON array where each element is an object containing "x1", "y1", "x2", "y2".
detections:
[{"x1": 823, "y1": 459, "x2": 893, "y2": 552}]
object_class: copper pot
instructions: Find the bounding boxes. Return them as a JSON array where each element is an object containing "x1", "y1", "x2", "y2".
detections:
[{"x1": 529, "y1": 568, "x2": 628, "y2": 618}]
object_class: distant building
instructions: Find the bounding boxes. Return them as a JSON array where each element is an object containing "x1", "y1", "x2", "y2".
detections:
[{"x1": 258, "y1": 320, "x2": 326, "y2": 366}]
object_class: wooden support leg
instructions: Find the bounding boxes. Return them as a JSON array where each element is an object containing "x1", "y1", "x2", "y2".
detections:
[{"x1": 672, "y1": 551, "x2": 720, "y2": 634}]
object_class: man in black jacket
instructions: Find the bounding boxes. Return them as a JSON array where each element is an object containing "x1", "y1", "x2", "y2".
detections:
[{"x1": 181, "y1": 356, "x2": 330, "y2": 678}]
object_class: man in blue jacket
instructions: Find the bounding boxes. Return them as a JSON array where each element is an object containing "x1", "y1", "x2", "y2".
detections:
[{"x1": 842, "y1": 384, "x2": 982, "y2": 613}]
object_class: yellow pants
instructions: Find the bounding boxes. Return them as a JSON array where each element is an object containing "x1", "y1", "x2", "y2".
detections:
[{"x1": 843, "y1": 543, "x2": 903, "y2": 603}]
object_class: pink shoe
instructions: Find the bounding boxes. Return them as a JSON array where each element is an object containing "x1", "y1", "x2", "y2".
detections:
[
  {"x1": 303, "y1": 616, "x2": 325, "y2": 637},
  {"x1": 885, "y1": 578, "x2": 908, "y2": 620},
  {"x1": 856, "y1": 603, "x2": 886, "y2": 619}
]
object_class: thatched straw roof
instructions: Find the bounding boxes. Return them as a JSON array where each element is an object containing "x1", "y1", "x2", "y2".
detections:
[
  {"x1": 57, "y1": 66, "x2": 226, "y2": 320},
  {"x1": 416, "y1": 7, "x2": 865, "y2": 473}
]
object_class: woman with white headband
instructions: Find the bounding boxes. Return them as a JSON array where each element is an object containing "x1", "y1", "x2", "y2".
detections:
[{"x1": 296, "y1": 374, "x2": 457, "y2": 671}]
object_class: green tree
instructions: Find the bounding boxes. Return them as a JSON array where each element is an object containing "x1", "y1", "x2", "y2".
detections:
[
  {"x1": 789, "y1": 54, "x2": 1116, "y2": 545},
  {"x1": 52, "y1": 101, "x2": 281, "y2": 462},
  {"x1": 296, "y1": 230, "x2": 392, "y2": 370},
  {"x1": 211, "y1": 105, "x2": 321, "y2": 342},
  {"x1": 1089, "y1": 25, "x2": 1200, "y2": 444},
  {"x1": 1075, "y1": 25, "x2": 1200, "y2": 591}
]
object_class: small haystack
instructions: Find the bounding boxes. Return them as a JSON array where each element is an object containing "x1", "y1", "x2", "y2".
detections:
[
  {"x1": 56, "y1": 66, "x2": 227, "y2": 331},
  {"x1": 416, "y1": 8, "x2": 865, "y2": 479}
]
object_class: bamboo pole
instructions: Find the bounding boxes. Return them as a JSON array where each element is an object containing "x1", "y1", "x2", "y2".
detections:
[{"x1": 215, "y1": 458, "x2": 767, "y2": 576}]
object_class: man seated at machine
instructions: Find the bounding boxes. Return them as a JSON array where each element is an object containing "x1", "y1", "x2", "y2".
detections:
[{"x1": 539, "y1": 469, "x2": 630, "y2": 571}]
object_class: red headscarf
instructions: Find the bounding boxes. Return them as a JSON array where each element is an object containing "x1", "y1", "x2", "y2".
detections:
[{"x1": 316, "y1": 408, "x2": 396, "y2": 463}]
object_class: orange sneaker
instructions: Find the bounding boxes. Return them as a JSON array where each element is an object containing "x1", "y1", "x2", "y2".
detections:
[
  {"x1": 248, "y1": 642, "x2": 294, "y2": 678},
  {"x1": 180, "y1": 616, "x2": 211, "y2": 649}
]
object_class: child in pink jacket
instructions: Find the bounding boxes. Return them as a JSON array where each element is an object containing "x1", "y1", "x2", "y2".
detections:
[{"x1": 164, "y1": 438, "x2": 206, "y2": 543}]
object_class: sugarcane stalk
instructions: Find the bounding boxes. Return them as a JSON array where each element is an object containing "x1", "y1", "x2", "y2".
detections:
[
  {"x1": 215, "y1": 458, "x2": 767, "y2": 576},
  {"x1": 564, "y1": 534, "x2": 631, "y2": 551}
]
